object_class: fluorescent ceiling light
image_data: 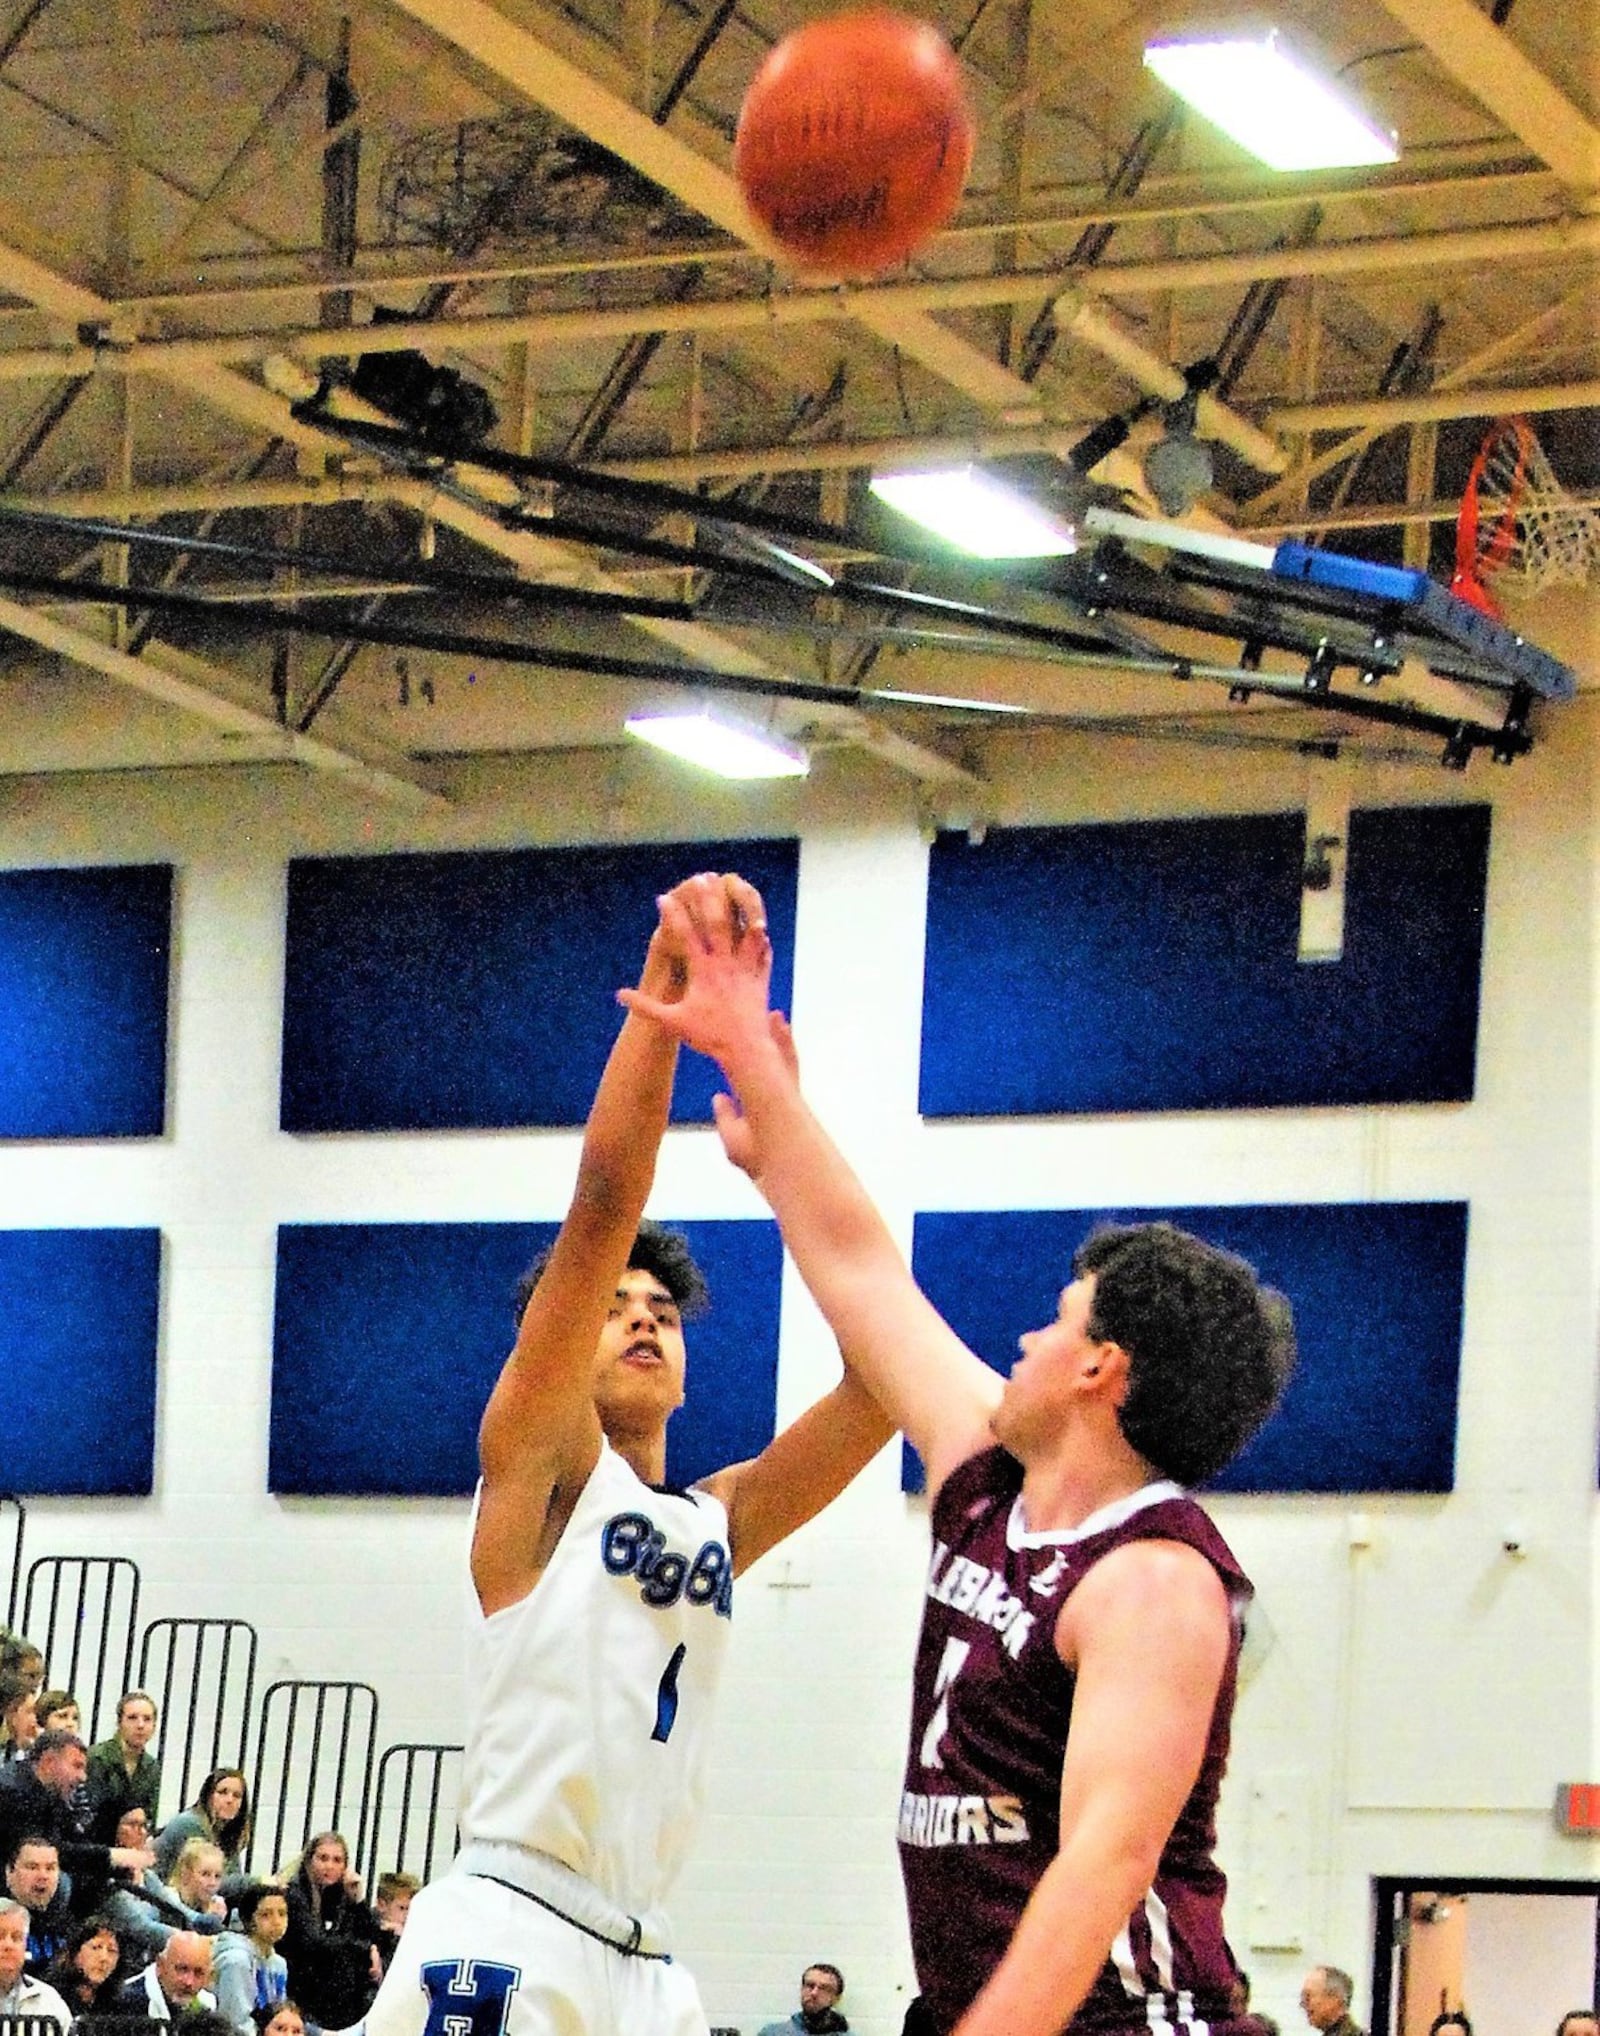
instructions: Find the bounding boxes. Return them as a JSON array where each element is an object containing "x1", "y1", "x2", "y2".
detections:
[
  {"x1": 1144, "y1": 32, "x2": 1399, "y2": 171},
  {"x1": 870, "y1": 467, "x2": 1079, "y2": 560},
  {"x1": 625, "y1": 708, "x2": 810, "y2": 780}
]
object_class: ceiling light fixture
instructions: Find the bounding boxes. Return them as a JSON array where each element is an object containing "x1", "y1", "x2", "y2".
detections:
[
  {"x1": 869, "y1": 467, "x2": 1079, "y2": 559},
  {"x1": 624, "y1": 707, "x2": 810, "y2": 780},
  {"x1": 1143, "y1": 31, "x2": 1399, "y2": 171}
]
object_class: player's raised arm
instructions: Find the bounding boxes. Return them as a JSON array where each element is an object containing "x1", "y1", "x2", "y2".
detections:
[
  {"x1": 472, "y1": 917, "x2": 684, "y2": 1613},
  {"x1": 623, "y1": 872, "x2": 1000, "y2": 1500}
]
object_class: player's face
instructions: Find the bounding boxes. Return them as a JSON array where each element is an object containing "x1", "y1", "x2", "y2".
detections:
[
  {"x1": 994, "y1": 1275, "x2": 1105, "y2": 1449},
  {"x1": 592, "y1": 1268, "x2": 688, "y2": 1429}
]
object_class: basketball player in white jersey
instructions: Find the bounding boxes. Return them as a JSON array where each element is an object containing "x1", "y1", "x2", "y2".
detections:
[{"x1": 358, "y1": 885, "x2": 892, "y2": 2036}]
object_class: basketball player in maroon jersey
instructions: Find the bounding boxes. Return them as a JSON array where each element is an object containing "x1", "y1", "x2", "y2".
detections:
[{"x1": 624, "y1": 873, "x2": 1295, "y2": 2036}]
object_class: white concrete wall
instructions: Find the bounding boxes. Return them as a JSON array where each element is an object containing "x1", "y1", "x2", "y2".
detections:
[{"x1": 3, "y1": 695, "x2": 1598, "y2": 2036}]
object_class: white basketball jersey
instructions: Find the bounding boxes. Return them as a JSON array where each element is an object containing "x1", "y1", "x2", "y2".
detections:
[{"x1": 458, "y1": 1441, "x2": 733, "y2": 1926}]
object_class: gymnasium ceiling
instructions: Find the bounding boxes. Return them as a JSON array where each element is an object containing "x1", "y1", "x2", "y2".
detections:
[{"x1": 0, "y1": 0, "x2": 1594, "y2": 811}]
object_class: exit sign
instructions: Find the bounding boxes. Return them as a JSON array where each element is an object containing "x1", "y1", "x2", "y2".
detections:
[{"x1": 1555, "y1": 1785, "x2": 1600, "y2": 1833}]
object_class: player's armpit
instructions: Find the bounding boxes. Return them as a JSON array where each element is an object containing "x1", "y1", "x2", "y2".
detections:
[{"x1": 704, "y1": 1364, "x2": 895, "y2": 1575}]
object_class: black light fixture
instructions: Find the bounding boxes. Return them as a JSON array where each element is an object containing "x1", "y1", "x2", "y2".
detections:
[{"x1": 1142, "y1": 360, "x2": 1221, "y2": 518}]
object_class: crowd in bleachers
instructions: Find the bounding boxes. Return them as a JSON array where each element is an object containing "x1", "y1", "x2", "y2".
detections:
[{"x1": 0, "y1": 1628, "x2": 418, "y2": 2036}]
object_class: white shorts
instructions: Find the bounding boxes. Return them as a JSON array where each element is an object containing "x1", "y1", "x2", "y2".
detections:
[{"x1": 354, "y1": 1854, "x2": 709, "y2": 2036}]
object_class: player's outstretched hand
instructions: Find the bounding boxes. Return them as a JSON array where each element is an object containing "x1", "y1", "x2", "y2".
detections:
[
  {"x1": 714, "y1": 1010, "x2": 797, "y2": 1177},
  {"x1": 619, "y1": 870, "x2": 774, "y2": 1067}
]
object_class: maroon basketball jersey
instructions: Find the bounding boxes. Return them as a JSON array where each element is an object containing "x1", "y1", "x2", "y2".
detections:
[{"x1": 898, "y1": 1446, "x2": 1251, "y2": 2036}]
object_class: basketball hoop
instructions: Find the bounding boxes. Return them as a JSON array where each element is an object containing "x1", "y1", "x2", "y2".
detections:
[{"x1": 1452, "y1": 414, "x2": 1600, "y2": 616}]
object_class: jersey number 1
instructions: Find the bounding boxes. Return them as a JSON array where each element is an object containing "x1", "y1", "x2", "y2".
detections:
[{"x1": 653, "y1": 1641, "x2": 687, "y2": 1743}]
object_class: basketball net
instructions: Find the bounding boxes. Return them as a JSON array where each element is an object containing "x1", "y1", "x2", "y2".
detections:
[{"x1": 1451, "y1": 414, "x2": 1600, "y2": 616}]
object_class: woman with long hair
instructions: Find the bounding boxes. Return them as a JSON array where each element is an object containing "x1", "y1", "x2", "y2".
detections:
[
  {"x1": 44, "y1": 1915, "x2": 124, "y2": 2017},
  {"x1": 280, "y1": 1832, "x2": 378, "y2": 2030},
  {"x1": 155, "y1": 1768, "x2": 253, "y2": 1880}
]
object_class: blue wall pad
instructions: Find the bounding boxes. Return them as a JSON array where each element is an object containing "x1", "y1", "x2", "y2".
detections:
[
  {"x1": 271, "y1": 1217, "x2": 785, "y2": 1496},
  {"x1": 908, "y1": 1201, "x2": 1467, "y2": 1494},
  {"x1": 281, "y1": 839, "x2": 799, "y2": 1133},
  {"x1": 0, "y1": 864, "x2": 172, "y2": 1138},
  {"x1": 920, "y1": 807, "x2": 1489, "y2": 1116},
  {"x1": 1, "y1": 1229, "x2": 161, "y2": 1494}
]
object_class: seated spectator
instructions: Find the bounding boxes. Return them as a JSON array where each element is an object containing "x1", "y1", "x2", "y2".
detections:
[
  {"x1": 33, "y1": 1694, "x2": 79, "y2": 1740},
  {"x1": 212, "y1": 1884, "x2": 290, "y2": 2036},
  {"x1": 0, "y1": 1896, "x2": 71, "y2": 2033},
  {"x1": 157, "y1": 1769, "x2": 253, "y2": 1888},
  {"x1": 165, "y1": 1838, "x2": 230, "y2": 1935},
  {"x1": 254, "y1": 1996, "x2": 305, "y2": 2036},
  {"x1": 371, "y1": 1871, "x2": 418, "y2": 1977},
  {"x1": 0, "y1": 1672, "x2": 38, "y2": 1763},
  {"x1": 0, "y1": 1729, "x2": 155, "y2": 1890},
  {"x1": 86, "y1": 1692, "x2": 162, "y2": 1833},
  {"x1": 1232, "y1": 1967, "x2": 1282, "y2": 2036},
  {"x1": 758, "y1": 1962, "x2": 850, "y2": 2035},
  {"x1": 76, "y1": 1805, "x2": 165, "y2": 1941},
  {"x1": 4, "y1": 1833, "x2": 71, "y2": 1973},
  {"x1": 43, "y1": 1912, "x2": 125, "y2": 2018},
  {"x1": 1557, "y1": 2014, "x2": 1600, "y2": 2036},
  {"x1": 116, "y1": 1927, "x2": 217, "y2": 2018},
  {"x1": 0, "y1": 1633, "x2": 44, "y2": 1696},
  {"x1": 280, "y1": 1832, "x2": 378, "y2": 2030}
]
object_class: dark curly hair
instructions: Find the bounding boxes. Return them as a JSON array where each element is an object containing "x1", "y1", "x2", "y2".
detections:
[
  {"x1": 513, "y1": 1219, "x2": 710, "y2": 1328},
  {"x1": 1074, "y1": 1221, "x2": 1295, "y2": 1487}
]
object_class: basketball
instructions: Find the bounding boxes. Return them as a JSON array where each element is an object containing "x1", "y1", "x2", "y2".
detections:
[{"x1": 734, "y1": 9, "x2": 975, "y2": 278}]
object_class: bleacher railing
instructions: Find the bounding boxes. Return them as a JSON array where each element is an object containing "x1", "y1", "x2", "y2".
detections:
[
  {"x1": 251, "y1": 1678, "x2": 379, "y2": 1874},
  {"x1": 365, "y1": 1740, "x2": 463, "y2": 1886},
  {"x1": 23, "y1": 1553, "x2": 140, "y2": 1740},
  {"x1": 0, "y1": 1492, "x2": 22, "y2": 1629},
  {"x1": 139, "y1": 1615, "x2": 258, "y2": 1822}
]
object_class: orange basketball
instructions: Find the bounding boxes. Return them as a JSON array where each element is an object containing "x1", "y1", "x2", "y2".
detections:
[{"x1": 734, "y1": 9, "x2": 975, "y2": 278}]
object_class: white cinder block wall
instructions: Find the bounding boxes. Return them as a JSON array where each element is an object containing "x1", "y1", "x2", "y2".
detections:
[{"x1": 3, "y1": 694, "x2": 1597, "y2": 2036}]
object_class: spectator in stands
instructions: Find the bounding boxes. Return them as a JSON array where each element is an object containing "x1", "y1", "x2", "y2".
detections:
[
  {"x1": 0, "y1": 1673, "x2": 38, "y2": 1762},
  {"x1": 0, "y1": 1634, "x2": 44, "y2": 1696},
  {"x1": 117, "y1": 1927, "x2": 217, "y2": 2018},
  {"x1": 1557, "y1": 2015, "x2": 1600, "y2": 2036},
  {"x1": 0, "y1": 1896, "x2": 72, "y2": 2033},
  {"x1": 370, "y1": 1871, "x2": 417, "y2": 1977},
  {"x1": 280, "y1": 1832, "x2": 378, "y2": 2030},
  {"x1": 0, "y1": 1729, "x2": 155, "y2": 1892},
  {"x1": 758, "y1": 1962, "x2": 851, "y2": 2035},
  {"x1": 254, "y1": 1997, "x2": 305, "y2": 2036},
  {"x1": 4, "y1": 1833, "x2": 71, "y2": 1972},
  {"x1": 77, "y1": 1805, "x2": 170, "y2": 1947},
  {"x1": 1301, "y1": 1966, "x2": 1363, "y2": 2036},
  {"x1": 44, "y1": 1912, "x2": 125, "y2": 2017},
  {"x1": 86, "y1": 1692, "x2": 162, "y2": 1832},
  {"x1": 34, "y1": 1694, "x2": 79, "y2": 1739},
  {"x1": 1231, "y1": 1967, "x2": 1282, "y2": 2036},
  {"x1": 157, "y1": 1768, "x2": 253, "y2": 1885},
  {"x1": 213, "y1": 1884, "x2": 290, "y2": 2036},
  {"x1": 163, "y1": 1838, "x2": 231, "y2": 1934},
  {"x1": 1428, "y1": 2014, "x2": 1471, "y2": 2036}
]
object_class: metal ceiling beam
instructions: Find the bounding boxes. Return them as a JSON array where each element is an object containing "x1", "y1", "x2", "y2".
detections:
[
  {"x1": 109, "y1": 150, "x2": 1550, "y2": 313},
  {"x1": 0, "y1": 215, "x2": 1592, "y2": 393},
  {"x1": 1271, "y1": 378, "x2": 1600, "y2": 433},
  {"x1": 1371, "y1": 0, "x2": 1600, "y2": 194},
  {"x1": 0, "y1": 592, "x2": 449, "y2": 807}
]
